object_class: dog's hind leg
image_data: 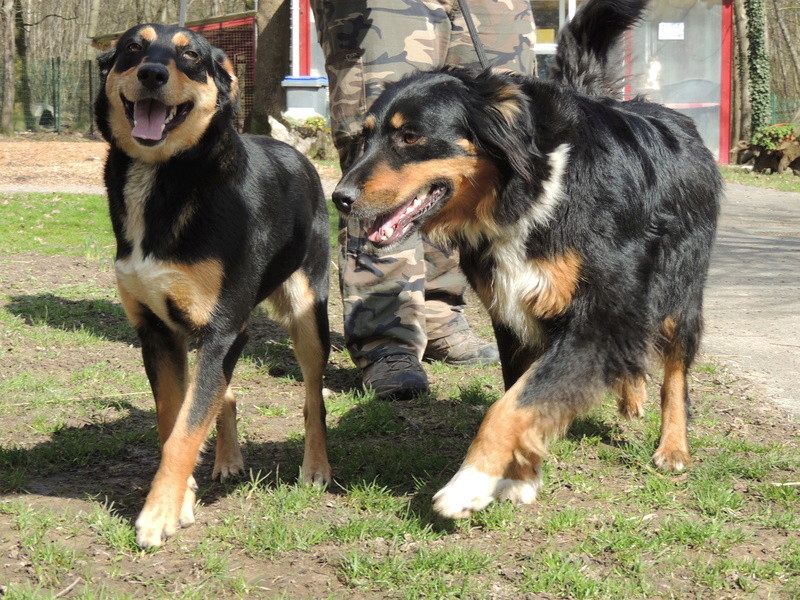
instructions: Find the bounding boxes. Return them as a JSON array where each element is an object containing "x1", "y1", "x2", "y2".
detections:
[
  {"x1": 212, "y1": 382, "x2": 245, "y2": 481},
  {"x1": 615, "y1": 376, "x2": 647, "y2": 420},
  {"x1": 652, "y1": 316, "x2": 695, "y2": 472},
  {"x1": 433, "y1": 337, "x2": 604, "y2": 518},
  {"x1": 268, "y1": 270, "x2": 331, "y2": 487},
  {"x1": 135, "y1": 329, "x2": 248, "y2": 548}
]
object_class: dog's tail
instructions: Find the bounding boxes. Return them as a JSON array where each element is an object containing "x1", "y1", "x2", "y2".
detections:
[{"x1": 550, "y1": 0, "x2": 648, "y2": 98}]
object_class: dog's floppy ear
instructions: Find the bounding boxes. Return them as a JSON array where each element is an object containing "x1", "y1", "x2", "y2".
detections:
[
  {"x1": 94, "y1": 48, "x2": 117, "y2": 142},
  {"x1": 464, "y1": 72, "x2": 539, "y2": 183},
  {"x1": 211, "y1": 47, "x2": 239, "y2": 113},
  {"x1": 96, "y1": 48, "x2": 117, "y2": 85}
]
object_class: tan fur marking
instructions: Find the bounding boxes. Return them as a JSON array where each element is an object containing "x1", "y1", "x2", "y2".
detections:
[
  {"x1": 363, "y1": 115, "x2": 377, "y2": 130},
  {"x1": 172, "y1": 31, "x2": 190, "y2": 47},
  {"x1": 423, "y1": 157, "x2": 500, "y2": 243},
  {"x1": 524, "y1": 252, "x2": 582, "y2": 319},
  {"x1": 219, "y1": 56, "x2": 239, "y2": 102},
  {"x1": 167, "y1": 259, "x2": 224, "y2": 327},
  {"x1": 117, "y1": 285, "x2": 144, "y2": 328},
  {"x1": 213, "y1": 385, "x2": 244, "y2": 479},
  {"x1": 389, "y1": 112, "x2": 405, "y2": 129},
  {"x1": 456, "y1": 138, "x2": 478, "y2": 154},
  {"x1": 268, "y1": 271, "x2": 330, "y2": 485},
  {"x1": 139, "y1": 26, "x2": 157, "y2": 42},
  {"x1": 615, "y1": 376, "x2": 646, "y2": 419},
  {"x1": 653, "y1": 356, "x2": 691, "y2": 471},
  {"x1": 153, "y1": 345, "x2": 189, "y2": 445},
  {"x1": 493, "y1": 84, "x2": 524, "y2": 123},
  {"x1": 462, "y1": 367, "x2": 577, "y2": 481}
]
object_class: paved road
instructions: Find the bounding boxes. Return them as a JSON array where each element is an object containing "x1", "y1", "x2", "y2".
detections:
[{"x1": 704, "y1": 183, "x2": 800, "y2": 417}]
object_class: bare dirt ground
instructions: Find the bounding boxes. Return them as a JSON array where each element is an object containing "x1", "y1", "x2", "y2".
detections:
[{"x1": 0, "y1": 134, "x2": 342, "y2": 195}]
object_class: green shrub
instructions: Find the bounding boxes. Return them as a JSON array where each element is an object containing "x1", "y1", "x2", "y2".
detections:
[{"x1": 751, "y1": 123, "x2": 797, "y2": 150}]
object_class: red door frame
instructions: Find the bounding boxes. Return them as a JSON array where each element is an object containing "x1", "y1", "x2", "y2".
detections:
[{"x1": 719, "y1": 0, "x2": 733, "y2": 164}]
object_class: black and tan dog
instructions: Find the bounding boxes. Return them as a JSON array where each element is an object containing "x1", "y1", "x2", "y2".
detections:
[
  {"x1": 95, "y1": 24, "x2": 331, "y2": 547},
  {"x1": 332, "y1": 0, "x2": 720, "y2": 518}
]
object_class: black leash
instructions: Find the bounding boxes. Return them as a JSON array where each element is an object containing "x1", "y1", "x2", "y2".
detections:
[{"x1": 457, "y1": 0, "x2": 490, "y2": 69}]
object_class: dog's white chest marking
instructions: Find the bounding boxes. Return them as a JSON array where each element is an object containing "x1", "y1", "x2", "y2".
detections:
[
  {"x1": 484, "y1": 144, "x2": 571, "y2": 343},
  {"x1": 114, "y1": 162, "x2": 212, "y2": 329}
]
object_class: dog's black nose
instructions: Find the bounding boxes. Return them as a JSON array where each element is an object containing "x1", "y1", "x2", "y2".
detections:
[
  {"x1": 332, "y1": 185, "x2": 359, "y2": 214},
  {"x1": 137, "y1": 64, "x2": 169, "y2": 90}
]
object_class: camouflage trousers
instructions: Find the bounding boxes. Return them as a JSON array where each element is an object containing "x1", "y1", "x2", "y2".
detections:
[{"x1": 311, "y1": 0, "x2": 536, "y2": 368}]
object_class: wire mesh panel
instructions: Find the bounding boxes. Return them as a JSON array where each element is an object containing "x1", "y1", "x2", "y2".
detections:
[
  {"x1": 6, "y1": 12, "x2": 256, "y2": 135},
  {"x1": 188, "y1": 15, "x2": 257, "y2": 132}
]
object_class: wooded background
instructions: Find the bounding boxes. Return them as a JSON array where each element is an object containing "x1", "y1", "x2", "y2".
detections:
[
  {"x1": 1, "y1": 0, "x2": 799, "y2": 148},
  {"x1": 0, "y1": 0, "x2": 287, "y2": 135}
]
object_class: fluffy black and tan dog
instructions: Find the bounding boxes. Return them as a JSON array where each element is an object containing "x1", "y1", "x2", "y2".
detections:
[
  {"x1": 95, "y1": 24, "x2": 331, "y2": 547},
  {"x1": 332, "y1": 0, "x2": 720, "y2": 518}
]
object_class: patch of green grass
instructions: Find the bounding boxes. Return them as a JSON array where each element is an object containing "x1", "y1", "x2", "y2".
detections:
[
  {"x1": 0, "y1": 193, "x2": 114, "y2": 256},
  {"x1": 720, "y1": 165, "x2": 800, "y2": 193},
  {"x1": 86, "y1": 498, "x2": 139, "y2": 554},
  {"x1": 521, "y1": 550, "x2": 643, "y2": 599},
  {"x1": 340, "y1": 545, "x2": 493, "y2": 600}
]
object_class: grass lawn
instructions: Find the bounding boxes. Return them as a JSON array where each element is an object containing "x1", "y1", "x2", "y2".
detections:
[
  {"x1": 720, "y1": 165, "x2": 800, "y2": 194},
  {"x1": 0, "y1": 190, "x2": 798, "y2": 600}
]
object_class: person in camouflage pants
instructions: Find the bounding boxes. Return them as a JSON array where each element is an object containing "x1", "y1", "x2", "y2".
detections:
[{"x1": 311, "y1": 0, "x2": 537, "y2": 399}]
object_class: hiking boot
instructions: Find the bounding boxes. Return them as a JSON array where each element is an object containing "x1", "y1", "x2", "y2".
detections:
[
  {"x1": 362, "y1": 354, "x2": 429, "y2": 401},
  {"x1": 424, "y1": 329, "x2": 500, "y2": 366}
]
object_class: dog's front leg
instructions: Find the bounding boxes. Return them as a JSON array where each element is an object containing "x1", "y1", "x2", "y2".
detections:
[
  {"x1": 433, "y1": 342, "x2": 604, "y2": 519},
  {"x1": 136, "y1": 331, "x2": 246, "y2": 548}
]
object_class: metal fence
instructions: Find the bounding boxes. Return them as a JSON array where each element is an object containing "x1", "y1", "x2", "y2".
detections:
[
  {"x1": 771, "y1": 94, "x2": 800, "y2": 125},
  {"x1": 1, "y1": 13, "x2": 256, "y2": 135}
]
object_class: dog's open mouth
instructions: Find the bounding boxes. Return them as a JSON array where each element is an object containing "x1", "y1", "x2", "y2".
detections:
[
  {"x1": 366, "y1": 182, "x2": 449, "y2": 247},
  {"x1": 123, "y1": 96, "x2": 193, "y2": 144}
]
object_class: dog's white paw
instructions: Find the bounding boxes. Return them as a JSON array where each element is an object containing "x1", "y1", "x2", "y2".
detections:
[
  {"x1": 432, "y1": 467, "x2": 500, "y2": 518},
  {"x1": 135, "y1": 477, "x2": 197, "y2": 548},
  {"x1": 496, "y1": 477, "x2": 541, "y2": 504},
  {"x1": 135, "y1": 502, "x2": 179, "y2": 549},
  {"x1": 433, "y1": 466, "x2": 541, "y2": 519}
]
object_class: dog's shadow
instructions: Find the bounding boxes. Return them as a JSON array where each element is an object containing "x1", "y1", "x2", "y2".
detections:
[
  {"x1": 1, "y1": 293, "x2": 464, "y2": 529},
  {"x1": 3, "y1": 292, "x2": 642, "y2": 533}
]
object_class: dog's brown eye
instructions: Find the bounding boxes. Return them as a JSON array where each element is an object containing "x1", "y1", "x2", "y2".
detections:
[
  {"x1": 183, "y1": 50, "x2": 199, "y2": 60},
  {"x1": 127, "y1": 42, "x2": 142, "y2": 52},
  {"x1": 402, "y1": 132, "x2": 420, "y2": 145}
]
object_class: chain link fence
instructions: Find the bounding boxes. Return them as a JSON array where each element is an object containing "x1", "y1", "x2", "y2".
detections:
[
  {"x1": 771, "y1": 94, "x2": 800, "y2": 125},
  {"x1": 1, "y1": 13, "x2": 256, "y2": 135}
]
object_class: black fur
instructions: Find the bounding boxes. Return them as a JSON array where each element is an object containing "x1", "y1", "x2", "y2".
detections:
[
  {"x1": 332, "y1": 0, "x2": 720, "y2": 515},
  {"x1": 96, "y1": 24, "x2": 331, "y2": 546}
]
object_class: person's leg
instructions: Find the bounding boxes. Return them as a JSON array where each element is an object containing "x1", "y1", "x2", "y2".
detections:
[
  {"x1": 419, "y1": 0, "x2": 536, "y2": 361},
  {"x1": 445, "y1": 0, "x2": 537, "y2": 73},
  {"x1": 312, "y1": 0, "x2": 455, "y2": 397}
]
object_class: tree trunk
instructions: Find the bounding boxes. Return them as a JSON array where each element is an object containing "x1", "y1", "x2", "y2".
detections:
[
  {"x1": 733, "y1": 0, "x2": 752, "y2": 145},
  {"x1": 0, "y1": 0, "x2": 14, "y2": 134},
  {"x1": 769, "y1": 0, "x2": 800, "y2": 95},
  {"x1": 250, "y1": 0, "x2": 290, "y2": 135},
  {"x1": 14, "y1": 0, "x2": 35, "y2": 131}
]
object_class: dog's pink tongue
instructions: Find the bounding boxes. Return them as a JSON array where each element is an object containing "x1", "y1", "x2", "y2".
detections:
[{"x1": 132, "y1": 99, "x2": 168, "y2": 140}]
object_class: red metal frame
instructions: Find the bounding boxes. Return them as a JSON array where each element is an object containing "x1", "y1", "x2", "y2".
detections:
[
  {"x1": 718, "y1": 0, "x2": 733, "y2": 164},
  {"x1": 299, "y1": 0, "x2": 311, "y2": 76},
  {"x1": 189, "y1": 15, "x2": 255, "y2": 32}
]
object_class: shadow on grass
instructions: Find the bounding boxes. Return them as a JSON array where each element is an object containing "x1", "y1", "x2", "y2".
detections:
[
  {"x1": 6, "y1": 294, "x2": 351, "y2": 380},
  {"x1": 0, "y1": 389, "x2": 472, "y2": 535},
  {"x1": 6, "y1": 294, "x2": 136, "y2": 344}
]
